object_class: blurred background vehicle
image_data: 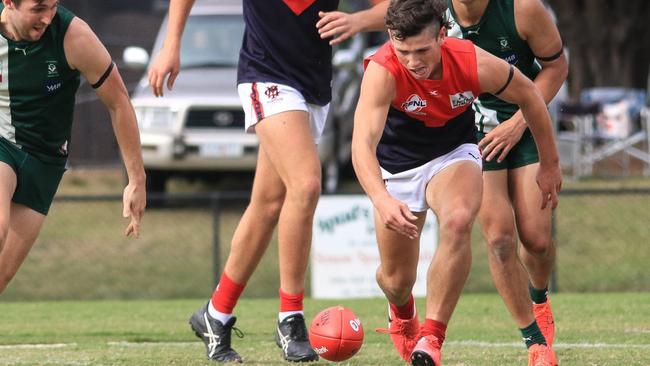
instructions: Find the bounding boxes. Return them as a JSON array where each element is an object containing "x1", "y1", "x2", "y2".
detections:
[{"x1": 123, "y1": 0, "x2": 376, "y2": 195}]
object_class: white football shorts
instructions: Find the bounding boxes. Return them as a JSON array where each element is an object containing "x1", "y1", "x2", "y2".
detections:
[
  {"x1": 237, "y1": 82, "x2": 329, "y2": 143},
  {"x1": 380, "y1": 143, "x2": 482, "y2": 212}
]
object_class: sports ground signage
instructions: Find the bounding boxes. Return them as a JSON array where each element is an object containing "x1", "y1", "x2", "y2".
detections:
[{"x1": 311, "y1": 195, "x2": 437, "y2": 299}]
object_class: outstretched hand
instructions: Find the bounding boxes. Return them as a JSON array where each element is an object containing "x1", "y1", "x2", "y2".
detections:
[
  {"x1": 478, "y1": 114, "x2": 527, "y2": 163},
  {"x1": 374, "y1": 195, "x2": 419, "y2": 239},
  {"x1": 536, "y1": 163, "x2": 562, "y2": 210},
  {"x1": 123, "y1": 182, "x2": 146, "y2": 238},
  {"x1": 148, "y1": 46, "x2": 180, "y2": 97},
  {"x1": 316, "y1": 10, "x2": 361, "y2": 46}
]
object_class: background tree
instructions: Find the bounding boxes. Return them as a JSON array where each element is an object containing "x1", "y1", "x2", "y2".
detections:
[{"x1": 547, "y1": 0, "x2": 650, "y2": 99}]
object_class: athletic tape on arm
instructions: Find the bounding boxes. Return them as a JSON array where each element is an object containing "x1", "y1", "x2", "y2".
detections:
[
  {"x1": 494, "y1": 64, "x2": 514, "y2": 96},
  {"x1": 534, "y1": 46, "x2": 564, "y2": 62},
  {"x1": 91, "y1": 62, "x2": 114, "y2": 89}
]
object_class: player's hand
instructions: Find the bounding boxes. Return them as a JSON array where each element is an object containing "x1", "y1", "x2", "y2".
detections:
[
  {"x1": 148, "y1": 45, "x2": 180, "y2": 97},
  {"x1": 374, "y1": 195, "x2": 419, "y2": 239},
  {"x1": 479, "y1": 114, "x2": 527, "y2": 163},
  {"x1": 317, "y1": 11, "x2": 361, "y2": 46},
  {"x1": 122, "y1": 181, "x2": 146, "y2": 238},
  {"x1": 536, "y1": 162, "x2": 562, "y2": 210}
]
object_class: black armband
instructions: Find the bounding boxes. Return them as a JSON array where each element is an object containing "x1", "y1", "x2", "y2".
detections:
[
  {"x1": 494, "y1": 64, "x2": 514, "y2": 96},
  {"x1": 534, "y1": 46, "x2": 564, "y2": 62},
  {"x1": 91, "y1": 62, "x2": 114, "y2": 89}
]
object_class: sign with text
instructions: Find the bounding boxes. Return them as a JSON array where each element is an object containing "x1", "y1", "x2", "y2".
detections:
[{"x1": 311, "y1": 195, "x2": 437, "y2": 299}]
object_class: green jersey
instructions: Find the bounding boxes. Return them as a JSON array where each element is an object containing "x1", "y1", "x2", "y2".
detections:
[
  {"x1": 447, "y1": 0, "x2": 540, "y2": 132},
  {"x1": 0, "y1": 5, "x2": 80, "y2": 165}
]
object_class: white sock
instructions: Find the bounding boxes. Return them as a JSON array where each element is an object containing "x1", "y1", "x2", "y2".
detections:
[
  {"x1": 208, "y1": 300, "x2": 233, "y2": 325},
  {"x1": 279, "y1": 310, "x2": 304, "y2": 323}
]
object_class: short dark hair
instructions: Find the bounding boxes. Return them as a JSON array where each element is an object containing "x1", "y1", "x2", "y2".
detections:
[
  {"x1": 385, "y1": 0, "x2": 450, "y2": 41},
  {"x1": 11, "y1": 0, "x2": 49, "y2": 6}
]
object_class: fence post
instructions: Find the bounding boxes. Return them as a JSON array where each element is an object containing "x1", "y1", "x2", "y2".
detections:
[
  {"x1": 550, "y1": 210, "x2": 558, "y2": 292},
  {"x1": 211, "y1": 194, "x2": 221, "y2": 289}
]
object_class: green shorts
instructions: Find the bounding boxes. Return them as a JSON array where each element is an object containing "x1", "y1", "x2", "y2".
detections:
[
  {"x1": 0, "y1": 138, "x2": 66, "y2": 215},
  {"x1": 478, "y1": 129, "x2": 539, "y2": 171}
]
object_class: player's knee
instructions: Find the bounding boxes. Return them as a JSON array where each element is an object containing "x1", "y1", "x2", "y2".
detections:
[
  {"x1": 521, "y1": 236, "x2": 553, "y2": 257},
  {"x1": 440, "y1": 207, "x2": 476, "y2": 236},
  {"x1": 287, "y1": 176, "x2": 321, "y2": 207},
  {"x1": 487, "y1": 235, "x2": 517, "y2": 263},
  {"x1": 255, "y1": 193, "x2": 285, "y2": 223}
]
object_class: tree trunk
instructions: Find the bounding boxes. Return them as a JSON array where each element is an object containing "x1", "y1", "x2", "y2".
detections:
[{"x1": 547, "y1": 0, "x2": 650, "y2": 98}]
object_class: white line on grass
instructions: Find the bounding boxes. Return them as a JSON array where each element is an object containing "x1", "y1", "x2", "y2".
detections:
[
  {"x1": 0, "y1": 343, "x2": 76, "y2": 349},
  {"x1": 447, "y1": 340, "x2": 650, "y2": 349},
  {"x1": 626, "y1": 328, "x2": 650, "y2": 334},
  {"x1": 104, "y1": 340, "x2": 650, "y2": 350}
]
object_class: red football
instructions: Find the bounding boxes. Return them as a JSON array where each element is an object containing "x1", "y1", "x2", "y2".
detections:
[{"x1": 309, "y1": 306, "x2": 364, "y2": 362}]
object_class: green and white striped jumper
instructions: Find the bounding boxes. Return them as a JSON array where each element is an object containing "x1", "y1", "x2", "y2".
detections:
[
  {"x1": 446, "y1": 0, "x2": 541, "y2": 133},
  {"x1": 0, "y1": 4, "x2": 80, "y2": 165}
]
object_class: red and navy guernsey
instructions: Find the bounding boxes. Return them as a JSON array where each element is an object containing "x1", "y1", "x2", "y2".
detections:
[
  {"x1": 364, "y1": 38, "x2": 481, "y2": 174},
  {"x1": 237, "y1": 0, "x2": 338, "y2": 106}
]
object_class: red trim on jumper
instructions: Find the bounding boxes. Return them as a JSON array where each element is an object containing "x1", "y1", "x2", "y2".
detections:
[
  {"x1": 282, "y1": 0, "x2": 316, "y2": 15},
  {"x1": 279, "y1": 288, "x2": 304, "y2": 312},
  {"x1": 250, "y1": 82, "x2": 265, "y2": 122},
  {"x1": 211, "y1": 272, "x2": 246, "y2": 314}
]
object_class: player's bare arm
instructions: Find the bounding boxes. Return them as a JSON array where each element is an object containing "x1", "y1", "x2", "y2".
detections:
[
  {"x1": 148, "y1": 0, "x2": 196, "y2": 96},
  {"x1": 480, "y1": 0, "x2": 568, "y2": 162},
  {"x1": 64, "y1": 17, "x2": 146, "y2": 237},
  {"x1": 352, "y1": 61, "x2": 418, "y2": 239},
  {"x1": 317, "y1": 0, "x2": 388, "y2": 45},
  {"x1": 516, "y1": 0, "x2": 568, "y2": 104},
  {"x1": 475, "y1": 46, "x2": 562, "y2": 209}
]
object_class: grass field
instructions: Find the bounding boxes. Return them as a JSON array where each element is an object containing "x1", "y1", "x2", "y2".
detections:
[
  {"x1": 2, "y1": 294, "x2": 650, "y2": 365},
  {"x1": 3, "y1": 186, "x2": 648, "y2": 301},
  {"x1": 2, "y1": 170, "x2": 649, "y2": 365}
]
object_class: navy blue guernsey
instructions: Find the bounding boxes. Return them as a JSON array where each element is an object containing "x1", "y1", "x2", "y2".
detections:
[
  {"x1": 378, "y1": 108, "x2": 477, "y2": 174},
  {"x1": 237, "y1": 0, "x2": 338, "y2": 106},
  {"x1": 366, "y1": 39, "x2": 481, "y2": 174}
]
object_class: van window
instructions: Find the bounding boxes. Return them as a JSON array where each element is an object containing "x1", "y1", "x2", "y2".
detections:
[{"x1": 181, "y1": 15, "x2": 245, "y2": 68}]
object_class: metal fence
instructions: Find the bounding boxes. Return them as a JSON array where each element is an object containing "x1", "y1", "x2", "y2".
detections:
[{"x1": 2, "y1": 189, "x2": 648, "y2": 301}]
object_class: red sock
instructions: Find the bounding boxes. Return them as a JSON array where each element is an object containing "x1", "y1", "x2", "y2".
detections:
[
  {"x1": 390, "y1": 294, "x2": 415, "y2": 320},
  {"x1": 211, "y1": 272, "x2": 245, "y2": 314},
  {"x1": 421, "y1": 318, "x2": 447, "y2": 345},
  {"x1": 279, "y1": 288, "x2": 304, "y2": 312}
]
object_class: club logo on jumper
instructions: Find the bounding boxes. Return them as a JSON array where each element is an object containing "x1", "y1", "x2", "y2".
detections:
[
  {"x1": 14, "y1": 47, "x2": 27, "y2": 56},
  {"x1": 449, "y1": 91, "x2": 475, "y2": 109},
  {"x1": 265, "y1": 85, "x2": 280, "y2": 100},
  {"x1": 429, "y1": 90, "x2": 439, "y2": 96},
  {"x1": 46, "y1": 61, "x2": 59, "y2": 78},
  {"x1": 498, "y1": 37, "x2": 512, "y2": 52},
  {"x1": 401, "y1": 94, "x2": 427, "y2": 113}
]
